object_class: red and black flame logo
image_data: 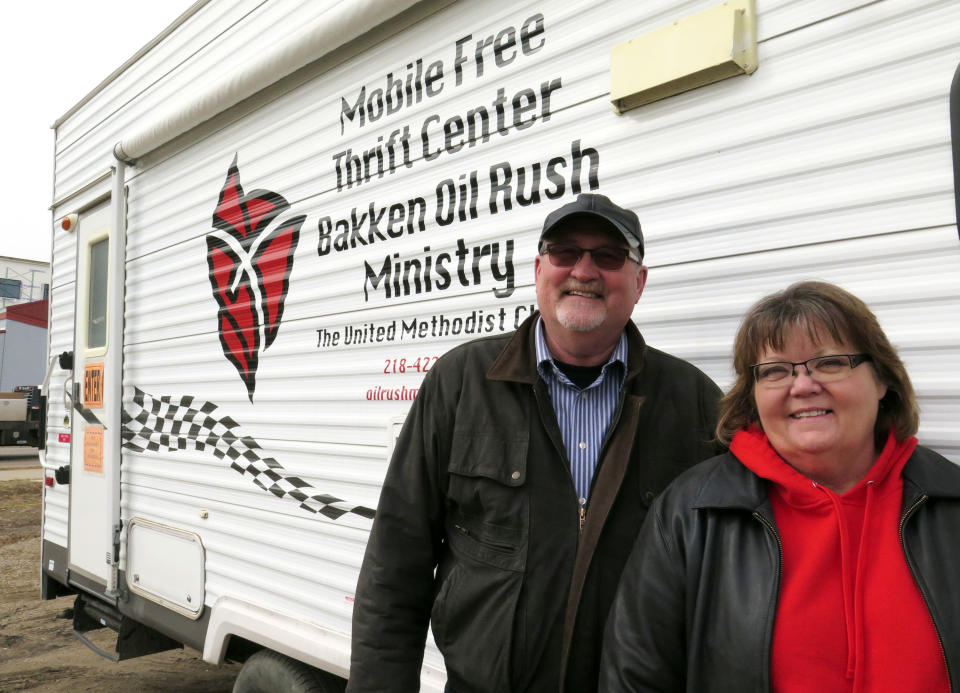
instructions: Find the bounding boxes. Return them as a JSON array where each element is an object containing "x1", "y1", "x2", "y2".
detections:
[{"x1": 206, "y1": 155, "x2": 305, "y2": 401}]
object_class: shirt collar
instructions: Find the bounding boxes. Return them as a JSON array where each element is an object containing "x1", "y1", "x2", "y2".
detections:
[{"x1": 535, "y1": 316, "x2": 628, "y2": 384}]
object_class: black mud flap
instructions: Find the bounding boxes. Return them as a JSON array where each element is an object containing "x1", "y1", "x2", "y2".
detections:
[{"x1": 72, "y1": 592, "x2": 182, "y2": 662}]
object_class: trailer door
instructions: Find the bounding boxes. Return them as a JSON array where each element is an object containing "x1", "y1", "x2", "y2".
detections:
[{"x1": 68, "y1": 201, "x2": 114, "y2": 592}]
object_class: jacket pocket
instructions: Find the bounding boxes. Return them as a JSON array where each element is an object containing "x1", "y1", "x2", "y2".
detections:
[
  {"x1": 446, "y1": 431, "x2": 529, "y2": 570},
  {"x1": 430, "y1": 554, "x2": 524, "y2": 692}
]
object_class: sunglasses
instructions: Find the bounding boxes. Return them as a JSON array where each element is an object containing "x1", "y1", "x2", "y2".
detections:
[{"x1": 541, "y1": 243, "x2": 641, "y2": 271}]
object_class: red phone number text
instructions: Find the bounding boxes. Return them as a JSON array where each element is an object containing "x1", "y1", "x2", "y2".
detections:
[{"x1": 384, "y1": 356, "x2": 439, "y2": 374}]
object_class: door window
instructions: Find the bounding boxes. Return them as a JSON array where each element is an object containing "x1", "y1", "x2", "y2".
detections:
[{"x1": 87, "y1": 238, "x2": 108, "y2": 350}]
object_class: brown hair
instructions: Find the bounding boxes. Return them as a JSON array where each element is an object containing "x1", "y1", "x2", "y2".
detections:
[{"x1": 716, "y1": 281, "x2": 919, "y2": 448}]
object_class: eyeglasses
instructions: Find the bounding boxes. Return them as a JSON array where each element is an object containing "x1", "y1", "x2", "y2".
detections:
[
  {"x1": 751, "y1": 353, "x2": 872, "y2": 387},
  {"x1": 540, "y1": 243, "x2": 641, "y2": 271}
]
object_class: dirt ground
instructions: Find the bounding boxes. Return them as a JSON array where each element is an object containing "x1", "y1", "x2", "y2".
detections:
[{"x1": 0, "y1": 479, "x2": 241, "y2": 692}]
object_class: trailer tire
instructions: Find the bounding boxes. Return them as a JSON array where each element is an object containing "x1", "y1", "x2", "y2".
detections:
[{"x1": 233, "y1": 649, "x2": 345, "y2": 693}]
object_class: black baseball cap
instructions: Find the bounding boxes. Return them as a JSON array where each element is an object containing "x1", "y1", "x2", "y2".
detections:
[{"x1": 539, "y1": 193, "x2": 644, "y2": 259}]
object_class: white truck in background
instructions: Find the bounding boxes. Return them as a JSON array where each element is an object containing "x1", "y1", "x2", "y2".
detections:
[
  {"x1": 40, "y1": 0, "x2": 960, "y2": 690},
  {"x1": 1, "y1": 297, "x2": 49, "y2": 446},
  {"x1": 0, "y1": 386, "x2": 44, "y2": 447}
]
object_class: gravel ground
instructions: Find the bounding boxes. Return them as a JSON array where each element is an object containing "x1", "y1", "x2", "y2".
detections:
[{"x1": 0, "y1": 479, "x2": 241, "y2": 692}]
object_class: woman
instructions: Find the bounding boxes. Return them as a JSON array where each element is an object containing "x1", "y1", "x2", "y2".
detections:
[{"x1": 600, "y1": 281, "x2": 960, "y2": 692}]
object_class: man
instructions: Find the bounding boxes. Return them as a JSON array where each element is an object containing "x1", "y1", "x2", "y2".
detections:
[{"x1": 348, "y1": 193, "x2": 722, "y2": 692}]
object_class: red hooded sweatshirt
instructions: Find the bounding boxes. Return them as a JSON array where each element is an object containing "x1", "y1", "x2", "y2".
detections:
[{"x1": 730, "y1": 427, "x2": 948, "y2": 692}]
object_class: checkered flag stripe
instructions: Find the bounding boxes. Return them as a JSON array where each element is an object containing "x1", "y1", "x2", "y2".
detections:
[{"x1": 121, "y1": 387, "x2": 375, "y2": 520}]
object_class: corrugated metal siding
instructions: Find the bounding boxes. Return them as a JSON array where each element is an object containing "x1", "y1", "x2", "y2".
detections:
[
  {"x1": 43, "y1": 232, "x2": 76, "y2": 547},
  {"x1": 53, "y1": 0, "x2": 263, "y2": 200},
  {"x1": 758, "y1": 0, "x2": 880, "y2": 39},
  {"x1": 638, "y1": 227, "x2": 960, "y2": 457},
  {"x1": 47, "y1": 0, "x2": 960, "y2": 685},
  {"x1": 53, "y1": 0, "x2": 429, "y2": 202}
]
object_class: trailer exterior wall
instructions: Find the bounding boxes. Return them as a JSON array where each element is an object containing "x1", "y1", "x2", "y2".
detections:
[{"x1": 46, "y1": 0, "x2": 960, "y2": 688}]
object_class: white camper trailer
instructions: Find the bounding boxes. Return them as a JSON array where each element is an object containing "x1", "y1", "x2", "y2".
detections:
[{"x1": 41, "y1": 0, "x2": 960, "y2": 689}]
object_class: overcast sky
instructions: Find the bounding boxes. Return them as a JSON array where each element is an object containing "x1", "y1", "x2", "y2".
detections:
[{"x1": 3, "y1": 2, "x2": 193, "y2": 263}]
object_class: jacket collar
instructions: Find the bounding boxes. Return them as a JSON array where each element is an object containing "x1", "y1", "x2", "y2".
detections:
[
  {"x1": 692, "y1": 452, "x2": 772, "y2": 512},
  {"x1": 486, "y1": 312, "x2": 648, "y2": 384},
  {"x1": 902, "y1": 445, "x2": 960, "y2": 499}
]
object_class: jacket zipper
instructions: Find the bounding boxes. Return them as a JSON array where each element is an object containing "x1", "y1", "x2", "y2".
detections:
[
  {"x1": 753, "y1": 511, "x2": 783, "y2": 693},
  {"x1": 899, "y1": 495, "x2": 953, "y2": 690}
]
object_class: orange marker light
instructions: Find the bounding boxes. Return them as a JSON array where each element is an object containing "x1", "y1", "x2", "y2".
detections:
[{"x1": 60, "y1": 214, "x2": 78, "y2": 231}]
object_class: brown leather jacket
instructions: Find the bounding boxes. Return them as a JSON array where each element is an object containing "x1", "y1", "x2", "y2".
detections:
[{"x1": 348, "y1": 314, "x2": 722, "y2": 693}]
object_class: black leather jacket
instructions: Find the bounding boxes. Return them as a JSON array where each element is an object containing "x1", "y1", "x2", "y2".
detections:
[
  {"x1": 600, "y1": 445, "x2": 960, "y2": 692},
  {"x1": 348, "y1": 315, "x2": 722, "y2": 693}
]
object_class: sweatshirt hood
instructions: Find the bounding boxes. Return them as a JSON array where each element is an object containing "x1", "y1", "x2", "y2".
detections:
[{"x1": 730, "y1": 425, "x2": 912, "y2": 507}]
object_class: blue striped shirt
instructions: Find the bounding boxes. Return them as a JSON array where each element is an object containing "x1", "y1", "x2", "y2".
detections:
[{"x1": 535, "y1": 318, "x2": 628, "y2": 506}]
